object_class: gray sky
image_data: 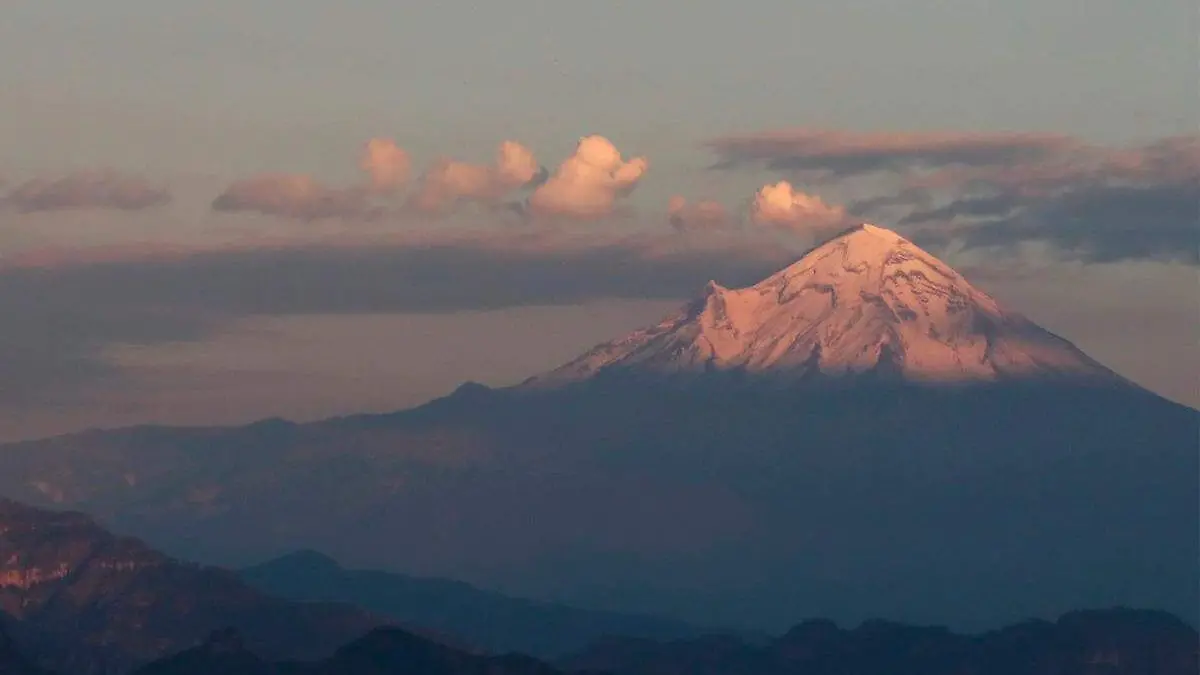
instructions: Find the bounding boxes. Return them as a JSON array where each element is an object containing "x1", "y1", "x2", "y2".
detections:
[{"x1": 0, "y1": 0, "x2": 1196, "y2": 441}]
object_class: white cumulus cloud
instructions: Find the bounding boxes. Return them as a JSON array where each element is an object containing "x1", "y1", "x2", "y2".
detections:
[
  {"x1": 528, "y1": 136, "x2": 648, "y2": 219},
  {"x1": 750, "y1": 181, "x2": 848, "y2": 231}
]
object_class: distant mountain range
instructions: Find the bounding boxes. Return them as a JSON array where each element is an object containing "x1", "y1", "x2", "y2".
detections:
[
  {"x1": 0, "y1": 224, "x2": 1194, "y2": 631},
  {"x1": 1, "y1": 499, "x2": 1197, "y2": 674},
  {"x1": 129, "y1": 610, "x2": 1200, "y2": 675},
  {"x1": 239, "y1": 550, "x2": 705, "y2": 658},
  {"x1": 563, "y1": 608, "x2": 1199, "y2": 675},
  {"x1": 131, "y1": 627, "x2": 578, "y2": 675}
]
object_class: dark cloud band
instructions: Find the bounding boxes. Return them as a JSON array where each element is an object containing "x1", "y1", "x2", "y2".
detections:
[
  {"x1": 711, "y1": 130, "x2": 1199, "y2": 265},
  {"x1": 0, "y1": 234, "x2": 792, "y2": 405},
  {"x1": 5, "y1": 171, "x2": 169, "y2": 213}
]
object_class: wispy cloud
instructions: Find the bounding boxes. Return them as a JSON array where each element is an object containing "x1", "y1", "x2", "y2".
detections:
[
  {"x1": 894, "y1": 136, "x2": 1200, "y2": 263},
  {"x1": 712, "y1": 129, "x2": 1199, "y2": 264},
  {"x1": 5, "y1": 171, "x2": 170, "y2": 213},
  {"x1": 708, "y1": 129, "x2": 1077, "y2": 177},
  {"x1": 211, "y1": 174, "x2": 380, "y2": 221},
  {"x1": 668, "y1": 196, "x2": 732, "y2": 231}
]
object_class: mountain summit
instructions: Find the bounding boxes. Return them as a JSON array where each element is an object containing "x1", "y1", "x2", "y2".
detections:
[{"x1": 527, "y1": 224, "x2": 1115, "y2": 387}]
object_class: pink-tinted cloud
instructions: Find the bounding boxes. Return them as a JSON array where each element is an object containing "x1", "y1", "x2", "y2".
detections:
[
  {"x1": 411, "y1": 141, "x2": 541, "y2": 213},
  {"x1": 1094, "y1": 135, "x2": 1200, "y2": 185},
  {"x1": 709, "y1": 129, "x2": 1078, "y2": 176},
  {"x1": 211, "y1": 174, "x2": 378, "y2": 221},
  {"x1": 750, "y1": 181, "x2": 848, "y2": 231},
  {"x1": 360, "y1": 138, "x2": 411, "y2": 193},
  {"x1": 668, "y1": 196, "x2": 732, "y2": 230},
  {"x1": 5, "y1": 171, "x2": 170, "y2": 213},
  {"x1": 528, "y1": 136, "x2": 648, "y2": 219}
]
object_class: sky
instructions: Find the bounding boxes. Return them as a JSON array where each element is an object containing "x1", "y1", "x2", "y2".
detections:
[{"x1": 0, "y1": 0, "x2": 1196, "y2": 441}]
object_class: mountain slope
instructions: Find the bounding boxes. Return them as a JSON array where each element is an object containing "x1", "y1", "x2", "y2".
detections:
[
  {"x1": 526, "y1": 224, "x2": 1117, "y2": 387},
  {"x1": 0, "y1": 499, "x2": 386, "y2": 675},
  {"x1": 564, "y1": 608, "x2": 1200, "y2": 675},
  {"x1": 0, "y1": 224, "x2": 1194, "y2": 632},
  {"x1": 133, "y1": 627, "x2": 577, "y2": 675},
  {"x1": 0, "y1": 616, "x2": 54, "y2": 675},
  {"x1": 239, "y1": 550, "x2": 706, "y2": 658}
]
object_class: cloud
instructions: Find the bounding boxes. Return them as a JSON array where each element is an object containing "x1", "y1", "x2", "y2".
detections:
[
  {"x1": 212, "y1": 137, "x2": 542, "y2": 221},
  {"x1": 713, "y1": 128, "x2": 1198, "y2": 263},
  {"x1": 495, "y1": 141, "x2": 542, "y2": 187},
  {"x1": 709, "y1": 129, "x2": 1077, "y2": 177},
  {"x1": 937, "y1": 184, "x2": 1199, "y2": 264},
  {"x1": 360, "y1": 138, "x2": 411, "y2": 193},
  {"x1": 893, "y1": 136, "x2": 1200, "y2": 263},
  {"x1": 411, "y1": 141, "x2": 541, "y2": 213},
  {"x1": 0, "y1": 232, "x2": 794, "y2": 408},
  {"x1": 5, "y1": 171, "x2": 170, "y2": 213},
  {"x1": 212, "y1": 138, "x2": 412, "y2": 221},
  {"x1": 846, "y1": 187, "x2": 936, "y2": 217},
  {"x1": 528, "y1": 136, "x2": 648, "y2": 219},
  {"x1": 750, "y1": 181, "x2": 849, "y2": 231},
  {"x1": 211, "y1": 174, "x2": 378, "y2": 221},
  {"x1": 1102, "y1": 135, "x2": 1200, "y2": 185},
  {"x1": 668, "y1": 196, "x2": 732, "y2": 230}
]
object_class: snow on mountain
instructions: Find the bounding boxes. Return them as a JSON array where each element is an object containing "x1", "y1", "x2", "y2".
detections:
[{"x1": 525, "y1": 224, "x2": 1118, "y2": 387}]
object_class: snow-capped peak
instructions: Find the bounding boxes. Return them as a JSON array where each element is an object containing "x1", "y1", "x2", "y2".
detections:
[{"x1": 524, "y1": 224, "x2": 1117, "y2": 388}]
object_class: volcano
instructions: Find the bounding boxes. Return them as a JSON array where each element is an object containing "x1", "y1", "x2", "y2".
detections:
[
  {"x1": 527, "y1": 224, "x2": 1116, "y2": 386},
  {"x1": 0, "y1": 224, "x2": 1194, "y2": 632}
]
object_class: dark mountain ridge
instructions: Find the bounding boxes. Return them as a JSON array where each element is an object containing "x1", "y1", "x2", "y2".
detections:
[
  {"x1": 125, "y1": 607, "x2": 1200, "y2": 675},
  {"x1": 563, "y1": 608, "x2": 1199, "y2": 675},
  {"x1": 238, "y1": 549, "x2": 708, "y2": 658},
  {"x1": 132, "y1": 625, "x2": 583, "y2": 675}
]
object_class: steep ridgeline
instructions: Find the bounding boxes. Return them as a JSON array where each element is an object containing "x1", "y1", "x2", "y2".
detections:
[
  {"x1": 0, "y1": 499, "x2": 386, "y2": 675},
  {"x1": 0, "y1": 224, "x2": 1194, "y2": 632},
  {"x1": 526, "y1": 224, "x2": 1117, "y2": 387},
  {"x1": 564, "y1": 609, "x2": 1200, "y2": 675}
]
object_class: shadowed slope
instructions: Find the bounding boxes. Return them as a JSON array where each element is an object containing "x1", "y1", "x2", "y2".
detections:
[
  {"x1": 0, "y1": 500, "x2": 387, "y2": 675},
  {"x1": 564, "y1": 608, "x2": 1200, "y2": 675},
  {"x1": 0, "y1": 616, "x2": 54, "y2": 675},
  {"x1": 133, "y1": 626, "x2": 581, "y2": 675},
  {"x1": 239, "y1": 550, "x2": 705, "y2": 658}
]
